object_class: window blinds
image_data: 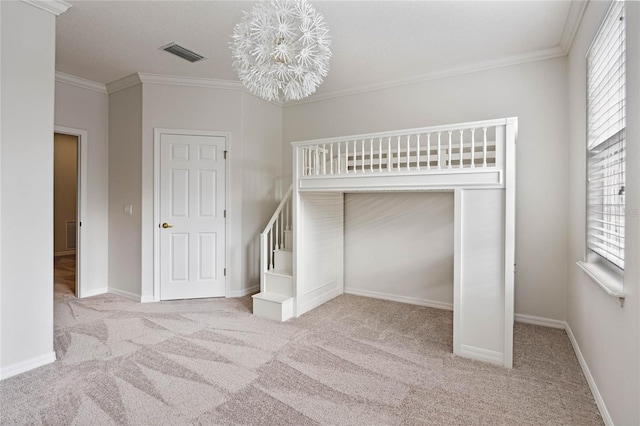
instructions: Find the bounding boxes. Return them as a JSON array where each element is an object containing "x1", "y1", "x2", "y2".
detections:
[{"x1": 586, "y1": 0, "x2": 625, "y2": 270}]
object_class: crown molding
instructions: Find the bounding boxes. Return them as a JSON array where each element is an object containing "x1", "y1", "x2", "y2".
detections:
[
  {"x1": 55, "y1": 72, "x2": 108, "y2": 95},
  {"x1": 105, "y1": 73, "x2": 143, "y2": 94},
  {"x1": 560, "y1": 0, "x2": 589, "y2": 54},
  {"x1": 285, "y1": 45, "x2": 566, "y2": 107},
  {"x1": 21, "y1": 0, "x2": 71, "y2": 16},
  {"x1": 284, "y1": 1, "x2": 587, "y2": 108},
  {"x1": 137, "y1": 73, "x2": 244, "y2": 91},
  {"x1": 137, "y1": 73, "x2": 284, "y2": 106},
  {"x1": 110, "y1": 72, "x2": 283, "y2": 106}
]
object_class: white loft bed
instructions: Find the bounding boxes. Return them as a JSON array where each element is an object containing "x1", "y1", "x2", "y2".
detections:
[{"x1": 253, "y1": 117, "x2": 517, "y2": 368}]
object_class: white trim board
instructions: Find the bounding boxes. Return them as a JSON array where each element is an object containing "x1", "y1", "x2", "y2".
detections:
[
  {"x1": 108, "y1": 288, "x2": 141, "y2": 302},
  {"x1": 284, "y1": 2, "x2": 587, "y2": 107},
  {"x1": 285, "y1": 46, "x2": 566, "y2": 107},
  {"x1": 54, "y1": 126, "x2": 88, "y2": 299},
  {"x1": 55, "y1": 72, "x2": 108, "y2": 95},
  {"x1": 139, "y1": 73, "x2": 243, "y2": 91},
  {"x1": 0, "y1": 351, "x2": 56, "y2": 381},
  {"x1": 104, "y1": 72, "x2": 284, "y2": 106},
  {"x1": 344, "y1": 288, "x2": 454, "y2": 311},
  {"x1": 514, "y1": 313, "x2": 566, "y2": 329},
  {"x1": 153, "y1": 128, "x2": 231, "y2": 302},
  {"x1": 52, "y1": 0, "x2": 587, "y2": 107},
  {"x1": 565, "y1": 324, "x2": 613, "y2": 426},
  {"x1": 228, "y1": 285, "x2": 260, "y2": 298},
  {"x1": 343, "y1": 289, "x2": 570, "y2": 329},
  {"x1": 340, "y1": 290, "x2": 609, "y2": 423},
  {"x1": 21, "y1": 0, "x2": 71, "y2": 16},
  {"x1": 81, "y1": 287, "x2": 108, "y2": 298},
  {"x1": 459, "y1": 344, "x2": 504, "y2": 366},
  {"x1": 559, "y1": 0, "x2": 588, "y2": 54},
  {"x1": 105, "y1": 73, "x2": 142, "y2": 94}
]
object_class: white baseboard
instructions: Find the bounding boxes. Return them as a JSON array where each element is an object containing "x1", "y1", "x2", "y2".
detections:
[
  {"x1": 344, "y1": 287, "x2": 454, "y2": 311},
  {"x1": 514, "y1": 313, "x2": 566, "y2": 329},
  {"x1": 0, "y1": 351, "x2": 56, "y2": 381},
  {"x1": 80, "y1": 287, "x2": 108, "y2": 298},
  {"x1": 228, "y1": 284, "x2": 260, "y2": 298},
  {"x1": 297, "y1": 286, "x2": 342, "y2": 317},
  {"x1": 108, "y1": 287, "x2": 141, "y2": 302},
  {"x1": 565, "y1": 324, "x2": 612, "y2": 426},
  {"x1": 54, "y1": 250, "x2": 76, "y2": 257},
  {"x1": 140, "y1": 295, "x2": 155, "y2": 303},
  {"x1": 458, "y1": 344, "x2": 504, "y2": 366},
  {"x1": 339, "y1": 288, "x2": 609, "y2": 423}
]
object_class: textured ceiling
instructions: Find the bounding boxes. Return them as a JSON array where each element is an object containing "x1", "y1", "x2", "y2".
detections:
[{"x1": 55, "y1": 1, "x2": 578, "y2": 97}]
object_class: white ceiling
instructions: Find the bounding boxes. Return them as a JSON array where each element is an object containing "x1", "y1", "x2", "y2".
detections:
[{"x1": 55, "y1": 1, "x2": 583, "y2": 98}]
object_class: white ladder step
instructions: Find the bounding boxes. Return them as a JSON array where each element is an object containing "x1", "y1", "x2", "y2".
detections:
[
  {"x1": 284, "y1": 229, "x2": 293, "y2": 251},
  {"x1": 252, "y1": 292, "x2": 293, "y2": 322},
  {"x1": 264, "y1": 270, "x2": 293, "y2": 297},
  {"x1": 273, "y1": 250, "x2": 292, "y2": 273}
]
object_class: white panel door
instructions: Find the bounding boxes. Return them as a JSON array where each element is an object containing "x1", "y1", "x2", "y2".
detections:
[{"x1": 159, "y1": 133, "x2": 226, "y2": 300}]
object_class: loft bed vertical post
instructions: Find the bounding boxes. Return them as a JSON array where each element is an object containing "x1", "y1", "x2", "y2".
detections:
[{"x1": 503, "y1": 117, "x2": 518, "y2": 368}]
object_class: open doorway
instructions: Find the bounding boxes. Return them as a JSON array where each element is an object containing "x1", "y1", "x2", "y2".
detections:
[{"x1": 54, "y1": 132, "x2": 79, "y2": 297}]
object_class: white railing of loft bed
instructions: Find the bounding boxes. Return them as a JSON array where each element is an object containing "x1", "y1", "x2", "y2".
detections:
[
  {"x1": 259, "y1": 184, "x2": 293, "y2": 290},
  {"x1": 292, "y1": 117, "x2": 515, "y2": 191}
]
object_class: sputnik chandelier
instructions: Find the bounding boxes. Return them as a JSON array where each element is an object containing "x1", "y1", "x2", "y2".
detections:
[{"x1": 230, "y1": 0, "x2": 331, "y2": 102}]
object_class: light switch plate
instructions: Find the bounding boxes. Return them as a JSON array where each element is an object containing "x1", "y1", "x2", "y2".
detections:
[{"x1": 123, "y1": 205, "x2": 133, "y2": 215}]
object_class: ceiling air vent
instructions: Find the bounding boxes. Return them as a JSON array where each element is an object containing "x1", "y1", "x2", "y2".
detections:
[{"x1": 160, "y1": 43, "x2": 206, "y2": 63}]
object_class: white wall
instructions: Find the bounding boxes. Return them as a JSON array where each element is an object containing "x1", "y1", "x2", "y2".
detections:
[
  {"x1": 240, "y1": 92, "x2": 283, "y2": 294},
  {"x1": 140, "y1": 84, "x2": 243, "y2": 299},
  {"x1": 55, "y1": 81, "x2": 110, "y2": 293},
  {"x1": 109, "y1": 84, "x2": 143, "y2": 297},
  {"x1": 0, "y1": 1, "x2": 57, "y2": 376},
  {"x1": 284, "y1": 57, "x2": 569, "y2": 322},
  {"x1": 344, "y1": 192, "x2": 454, "y2": 308},
  {"x1": 567, "y1": 1, "x2": 640, "y2": 424},
  {"x1": 106, "y1": 81, "x2": 283, "y2": 300}
]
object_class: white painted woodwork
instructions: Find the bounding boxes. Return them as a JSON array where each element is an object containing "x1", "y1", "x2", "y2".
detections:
[
  {"x1": 263, "y1": 271, "x2": 293, "y2": 297},
  {"x1": 259, "y1": 185, "x2": 293, "y2": 281},
  {"x1": 255, "y1": 118, "x2": 516, "y2": 363},
  {"x1": 253, "y1": 185, "x2": 294, "y2": 321},
  {"x1": 53, "y1": 125, "x2": 90, "y2": 299},
  {"x1": 294, "y1": 192, "x2": 344, "y2": 317},
  {"x1": 252, "y1": 293, "x2": 293, "y2": 322},
  {"x1": 284, "y1": 229, "x2": 293, "y2": 250},
  {"x1": 273, "y1": 249, "x2": 293, "y2": 273},
  {"x1": 454, "y1": 188, "x2": 507, "y2": 366},
  {"x1": 298, "y1": 169, "x2": 502, "y2": 192},
  {"x1": 292, "y1": 121, "x2": 503, "y2": 180},
  {"x1": 159, "y1": 133, "x2": 226, "y2": 300},
  {"x1": 285, "y1": 117, "x2": 517, "y2": 367}
]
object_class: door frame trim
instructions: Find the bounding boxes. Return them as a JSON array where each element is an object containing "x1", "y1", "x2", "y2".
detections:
[
  {"x1": 53, "y1": 126, "x2": 88, "y2": 298},
  {"x1": 153, "y1": 128, "x2": 230, "y2": 302}
]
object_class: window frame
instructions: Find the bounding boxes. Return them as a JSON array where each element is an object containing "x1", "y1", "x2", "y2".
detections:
[{"x1": 578, "y1": 0, "x2": 626, "y2": 305}]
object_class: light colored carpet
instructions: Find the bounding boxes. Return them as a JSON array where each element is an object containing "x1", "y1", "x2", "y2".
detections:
[{"x1": 1, "y1": 257, "x2": 602, "y2": 425}]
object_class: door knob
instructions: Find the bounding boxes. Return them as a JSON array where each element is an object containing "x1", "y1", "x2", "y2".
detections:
[{"x1": 162, "y1": 222, "x2": 173, "y2": 229}]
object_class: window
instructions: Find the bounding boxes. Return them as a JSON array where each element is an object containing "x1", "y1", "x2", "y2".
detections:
[{"x1": 586, "y1": 0, "x2": 626, "y2": 271}]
